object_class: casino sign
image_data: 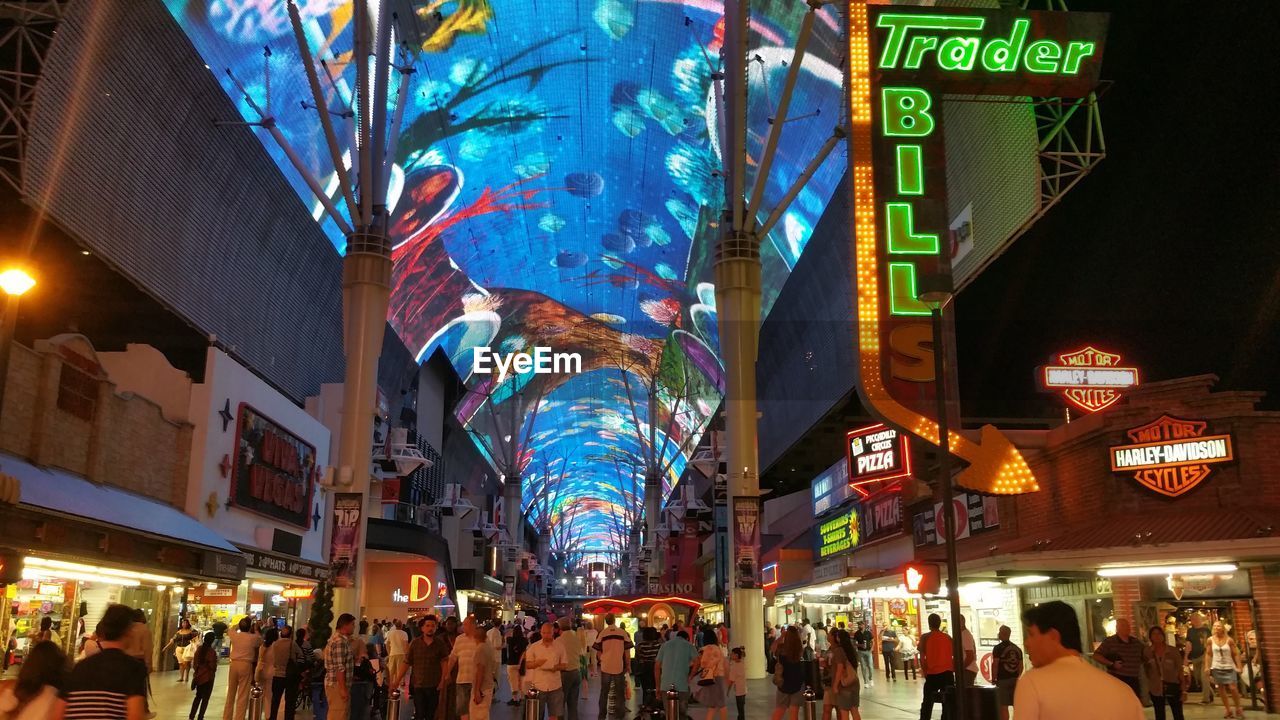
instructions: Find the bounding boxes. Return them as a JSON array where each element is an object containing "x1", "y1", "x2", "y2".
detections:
[{"x1": 1109, "y1": 415, "x2": 1234, "y2": 498}]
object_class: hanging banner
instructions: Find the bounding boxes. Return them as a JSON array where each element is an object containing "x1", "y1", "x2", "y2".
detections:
[
  {"x1": 733, "y1": 496, "x2": 761, "y2": 589},
  {"x1": 329, "y1": 493, "x2": 362, "y2": 588}
]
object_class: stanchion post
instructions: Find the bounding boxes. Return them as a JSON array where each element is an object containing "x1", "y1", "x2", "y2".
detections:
[
  {"x1": 248, "y1": 683, "x2": 264, "y2": 720},
  {"x1": 665, "y1": 685, "x2": 680, "y2": 720},
  {"x1": 525, "y1": 688, "x2": 543, "y2": 720},
  {"x1": 802, "y1": 686, "x2": 817, "y2": 720},
  {"x1": 387, "y1": 687, "x2": 402, "y2": 719}
]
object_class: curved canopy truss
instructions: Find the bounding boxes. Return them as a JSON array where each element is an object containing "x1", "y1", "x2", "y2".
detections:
[{"x1": 165, "y1": 0, "x2": 847, "y2": 555}]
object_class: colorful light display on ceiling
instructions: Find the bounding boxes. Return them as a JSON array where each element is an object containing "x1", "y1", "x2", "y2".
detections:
[{"x1": 165, "y1": 0, "x2": 846, "y2": 553}]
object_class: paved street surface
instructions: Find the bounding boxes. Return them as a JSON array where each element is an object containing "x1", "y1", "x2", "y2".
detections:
[{"x1": 149, "y1": 666, "x2": 1278, "y2": 720}]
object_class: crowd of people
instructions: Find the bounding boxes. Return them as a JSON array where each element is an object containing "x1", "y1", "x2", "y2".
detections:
[{"x1": 0, "y1": 603, "x2": 1264, "y2": 720}]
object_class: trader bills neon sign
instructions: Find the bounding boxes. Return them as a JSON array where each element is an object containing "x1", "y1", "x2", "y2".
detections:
[{"x1": 846, "y1": 3, "x2": 1107, "y2": 494}]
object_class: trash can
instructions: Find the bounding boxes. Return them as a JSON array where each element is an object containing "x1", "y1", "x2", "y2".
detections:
[{"x1": 963, "y1": 685, "x2": 998, "y2": 720}]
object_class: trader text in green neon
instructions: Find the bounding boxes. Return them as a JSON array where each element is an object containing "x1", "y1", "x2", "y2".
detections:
[{"x1": 876, "y1": 14, "x2": 1096, "y2": 76}]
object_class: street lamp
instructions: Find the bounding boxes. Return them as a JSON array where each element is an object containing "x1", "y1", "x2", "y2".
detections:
[
  {"x1": 917, "y1": 273, "x2": 966, "y2": 720},
  {"x1": 0, "y1": 267, "x2": 36, "y2": 423}
]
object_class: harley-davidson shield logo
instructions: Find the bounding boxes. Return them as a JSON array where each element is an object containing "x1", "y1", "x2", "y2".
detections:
[
  {"x1": 1037, "y1": 346, "x2": 1140, "y2": 414},
  {"x1": 1109, "y1": 415, "x2": 1234, "y2": 498}
]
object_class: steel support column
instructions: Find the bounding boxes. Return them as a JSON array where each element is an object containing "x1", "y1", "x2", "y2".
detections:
[{"x1": 715, "y1": 229, "x2": 764, "y2": 679}]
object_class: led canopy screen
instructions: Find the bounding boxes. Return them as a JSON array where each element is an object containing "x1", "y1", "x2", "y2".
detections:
[{"x1": 165, "y1": 0, "x2": 847, "y2": 554}]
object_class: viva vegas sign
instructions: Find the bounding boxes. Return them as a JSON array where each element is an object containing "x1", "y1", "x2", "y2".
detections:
[{"x1": 847, "y1": 4, "x2": 1108, "y2": 494}]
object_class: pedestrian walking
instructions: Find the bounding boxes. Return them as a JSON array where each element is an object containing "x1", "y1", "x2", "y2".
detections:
[
  {"x1": 323, "y1": 614, "x2": 357, "y2": 720},
  {"x1": 633, "y1": 626, "x2": 661, "y2": 714},
  {"x1": 1206, "y1": 621, "x2": 1245, "y2": 719},
  {"x1": 917, "y1": 613, "x2": 955, "y2": 720},
  {"x1": 223, "y1": 617, "x2": 263, "y2": 720},
  {"x1": 879, "y1": 624, "x2": 898, "y2": 682},
  {"x1": 727, "y1": 648, "x2": 748, "y2": 720},
  {"x1": 851, "y1": 622, "x2": 874, "y2": 689},
  {"x1": 386, "y1": 620, "x2": 410, "y2": 693},
  {"x1": 556, "y1": 618, "x2": 584, "y2": 714},
  {"x1": 163, "y1": 618, "x2": 200, "y2": 684},
  {"x1": 397, "y1": 615, "x2": 450, "y2": 720},
  {"x1": 504, "y1": 626, "x2": 527, "y2": 705},
  {"x1": 595, "y1": 613, "x2": 633, "y2": 720},
  {"x1": 657, "y1": 630, "x2": 698, "y2": 720},
  {"x1": 444, "y1": 617, "x2": 485, "y2": 720},
  {"x1": 0, "y1": 640, "x2": 66, "y2": 719},
  {"x1": 1014, "y1": 601, "x2": 1142, "y2": 720},
  {"x1": 768, "y1": 627, "x2": 805, "y2": 720},
  {"x1": 469, "y1": 620, "x2": 499, "y2": 720},
  {"x1": 350, "y1": 637, "x2": 376, "y2": 720},
  {"x1": 1185, "y1": 614, "x2": 1212, "y2": 704},
  {"x1": 696, "y1": 628, "x2": 727, "y2": 720},
  {"x1": 267, "y1": 625, "x2": 303, "y2": 720},
  {"x1": 55, "y1": 604, "x2": 148, "y2": 719},
  {"x1": 1092, "y1": 619, "x2": 1150, "y2": 699},
  {"x1": 1146, "y1": 625, "x2": 1189, "y2": 720},
  {"x1": 990, "y1": 626, "x2": 1022, "y2": 720},
  {"x1": 190, "y1": 632, "x2": 219, "y2": 720},
  {"x1": 525, "y1": 623, "x2": 571, "y2": 720}
]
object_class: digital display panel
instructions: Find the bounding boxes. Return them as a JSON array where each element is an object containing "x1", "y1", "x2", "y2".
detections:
[{"x1": 164, "y1": 0, "x2": 848, "y2": 552}]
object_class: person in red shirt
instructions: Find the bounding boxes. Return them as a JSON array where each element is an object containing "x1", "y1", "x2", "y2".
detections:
[{"x1": 916, "y1": 614, "x2": 955, "y2": 720}]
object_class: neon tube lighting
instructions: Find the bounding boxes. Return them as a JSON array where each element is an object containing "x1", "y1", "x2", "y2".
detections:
[
  {"x1": 1097, "y1": 564, "x2": 1237, "y2": 578},
  {"x1": 1004, "y1": 575, "x2": 1051, "y2": 586}
]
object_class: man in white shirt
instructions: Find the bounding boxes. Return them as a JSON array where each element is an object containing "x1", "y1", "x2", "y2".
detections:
[
  {"x1": 445, "y1": 616, "x2": 484, "y2": 720},
  {"x1": 385, "y1": 619, "x2": 410, "y2": 690},
  {"x1": 1013, "y1": 600, "x2": 1143, "y2": 720},
  {"x1": 593, "y1": 614, "x2": 633, "y2": 720},
  {"x1": 583, "y1": 623, "x2": 600, "y2": 677},
  {"x1": 487, "y1": 621, "x2": 505, "y2": 654},
  {"x1": 525, "y1": 623, "x2": 570, "y2": 720},
  {"x1": 956, "y1": 615, "x2": 979, "y2": 687}
]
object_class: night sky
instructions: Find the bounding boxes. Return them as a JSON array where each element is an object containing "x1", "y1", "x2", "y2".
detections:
[{"x1": 955, "y1": 0, "x2": 1280, "y2": 418}]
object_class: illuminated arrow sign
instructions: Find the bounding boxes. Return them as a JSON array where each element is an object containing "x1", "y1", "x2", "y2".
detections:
[{"x1": 846, "y1": 3, "x2": 1107, "y2": 494}]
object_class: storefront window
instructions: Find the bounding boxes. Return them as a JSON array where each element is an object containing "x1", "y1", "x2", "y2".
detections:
[{"x1": 1087, "y1": 597, "x2": 1115, "y2": 651}]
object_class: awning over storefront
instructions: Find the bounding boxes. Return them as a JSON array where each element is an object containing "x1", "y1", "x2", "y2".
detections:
[{"x1": 0, "y1": 454, "x2": 245, "y2": 582}]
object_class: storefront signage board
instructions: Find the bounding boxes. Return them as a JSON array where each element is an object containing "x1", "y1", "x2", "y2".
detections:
[
  {"x1": 230, "y1": 404, "x2": 317, "y2": 529},
  {"x1": 847, "y1": 2, "x2": 1106, "y2": 494},
  {"x1": 1037, "y1": 346, "x2": 1139, "y2": 413},
  {"x1": 912, "y1": 492, "x2": 999, "y2": 547},
  {"x1": 238, "y1": 546, "x2": 330, "y2": 581},
  {"x1": 328, "y1": 493, "x2": 362, "y2": 588},
  {"x1": 847, "y1": 424, "x2": 911, "y2": 491},
  {"x1": 1109, "y1": 415, "x2": 1234, "y2": 497},
  {"x1": 857, "y1": 493, "x2": 904, "y2": 545},
  {"x1": 812, "y1": 458, "x2": 853, "y2": 518},
  {"x1": 817, "y1": 506, "x2": 861, "y2": 559},
  {"x1": 813, "y1": 557, "x2": 851, "y2": 584}
]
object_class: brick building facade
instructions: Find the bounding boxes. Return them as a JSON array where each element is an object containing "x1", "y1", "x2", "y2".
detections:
[{"x1": 909, "y1": 375, "x2": 1280, "y2": 710}]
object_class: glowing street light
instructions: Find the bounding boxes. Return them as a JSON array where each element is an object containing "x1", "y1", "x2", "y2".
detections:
[
  {"x1": 0, "y1": 266, "x2": 36, "y2": 421},
  {"x1": 0, "y1": 268, "x2": 35, "y2": 297}
]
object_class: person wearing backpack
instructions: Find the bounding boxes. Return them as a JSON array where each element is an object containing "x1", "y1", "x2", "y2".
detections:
[{"x1": 267, "y1": 625, "x2": 304, "y2": 720}]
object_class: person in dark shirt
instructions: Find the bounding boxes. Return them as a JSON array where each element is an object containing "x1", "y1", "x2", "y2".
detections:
[
  {"x1": 1185, "y1": 614, "x2": 1212, "y2": 703},
  {"x1": 851, "y1": 622, "x2": 874, "y2": 689},
  {"x1": 399, "y1": 615, "x2": 451, "y2": 720},
  {"x1": 57, "y1": 603, "x2": 147, "y2": 720},
  {"x1": 1091, "y1": 619, "x2": 1151, "y2": 699},
  {"x1": 990, "y1": 626, "x2": 1023, "y2": 720}
]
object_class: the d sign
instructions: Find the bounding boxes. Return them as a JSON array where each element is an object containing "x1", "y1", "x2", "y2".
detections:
[{"x1": 410, "y1": 574, "x2": 432, "y2": 602}]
